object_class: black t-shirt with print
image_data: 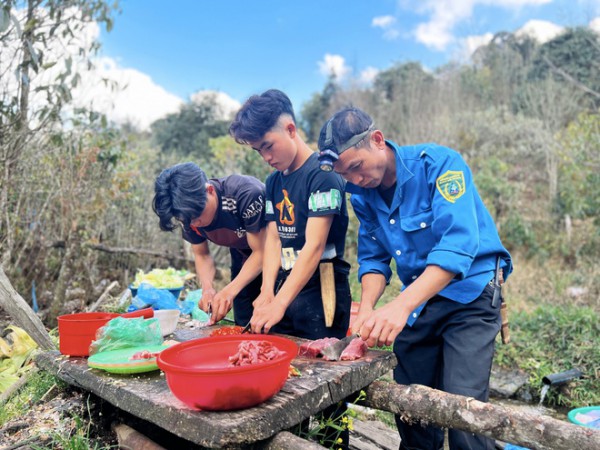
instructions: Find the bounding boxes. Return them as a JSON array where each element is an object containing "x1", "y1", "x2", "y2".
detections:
[
  {"x1": 265, "y1": 153, "x2": 348, "y2": 271},
  {"x1": 182, "y1": 174, "x2": 266, "y2": 260}
]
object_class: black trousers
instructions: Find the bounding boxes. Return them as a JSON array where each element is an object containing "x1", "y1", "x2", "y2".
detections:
[
  {"x1": 393, "y1": 284, "x2": 501, "y2": 450},
  {"x1": 270, "y1": 259, "x2": 351, "y2": 341}
]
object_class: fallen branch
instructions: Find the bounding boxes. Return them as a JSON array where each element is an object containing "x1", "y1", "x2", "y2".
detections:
[
  {"x1": 364, "y1": 381, "x2": 600, "y2": 450},
  {"x1": 0, "y1": 268, "x2": 55, "y2": 351},
  {"x1": 87, "y1": 281, "x2": 119, "y2": 312},
  {"x1": 85, "y1": 243, "x2": 193, "y2": 264}
]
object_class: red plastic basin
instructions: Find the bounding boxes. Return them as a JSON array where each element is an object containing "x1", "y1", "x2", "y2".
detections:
[
  {"x1": 157, "y1": 334, "x2": 298, "y2": 411},
  {"x1": 57, "y1": 308, "x2": 154, "y2": 356}
]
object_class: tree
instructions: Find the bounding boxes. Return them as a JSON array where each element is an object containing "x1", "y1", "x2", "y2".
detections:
[
  {"x1": 529, "y1": 27, "x2": 600, "y2": 109},
  {"x1": 151, "y1": 95, "x2": 230, "y2": 161},
  {"x1": 300, "y1": 77, "x2": 338, "y2": 142}
]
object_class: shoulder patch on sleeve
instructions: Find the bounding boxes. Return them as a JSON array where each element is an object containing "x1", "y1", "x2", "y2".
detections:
[
  {"x1": 265, "y1": 200, "x2": 274, "y2": 215},
  {"x1": 436, "y1": 170, "x2": 466, "y2": 203}
]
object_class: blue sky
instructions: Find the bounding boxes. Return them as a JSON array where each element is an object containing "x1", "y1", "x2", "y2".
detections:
[{"x1": 93, "y1": 0, "x2": 600, "y2": 128}]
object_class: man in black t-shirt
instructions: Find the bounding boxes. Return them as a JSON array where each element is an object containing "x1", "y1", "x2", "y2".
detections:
[
  {"x1": 230, "y1": 89, "x2": 352, "y2": 450},
  {"x1": 230, "y1": 89, "x2": 351, "y2": 340},
  {"x1": 153, "y1": 162, "x2": 266, "y2": 325}
]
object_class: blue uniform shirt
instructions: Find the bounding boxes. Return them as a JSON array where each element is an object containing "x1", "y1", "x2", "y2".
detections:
[{"x1": 347, "y1": 141, "x2": 512, "y2": 326}]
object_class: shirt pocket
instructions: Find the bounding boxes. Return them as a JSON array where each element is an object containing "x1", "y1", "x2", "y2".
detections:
[{"x1": 400, "y1": 209, "x2": 436, "y2": 259}]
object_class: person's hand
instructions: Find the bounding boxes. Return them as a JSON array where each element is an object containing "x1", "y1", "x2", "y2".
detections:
[
  {"x1": 199, "y1": 287, "x2": 216, "y2": 314},
  {"x1": 350, "y1": 304, "x2": 374, "y2": 335},
  {"x1": 210, "y1": 288, "x2": 235, "y2": 324},
  {"x1": 357, "y1": 299, "x2": 410, "y2": 348},
  {"x1": 250, "y1": 300, "x2": 286, "y2": 334},
  {"x1": 252, "y1": 290, "x2": 275, "y2": 309}
]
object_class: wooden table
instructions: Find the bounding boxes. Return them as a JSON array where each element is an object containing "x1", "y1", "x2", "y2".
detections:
[{"x1": 35, "y1": 325, "x2": 397, "y2": 448}]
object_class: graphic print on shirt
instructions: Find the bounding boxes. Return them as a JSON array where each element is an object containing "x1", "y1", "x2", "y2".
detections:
[
  {"x1": 276, "y1": 189, "x2": 295, "y2": 225},
  {"x1": 436, "y1": 170, "x2": 466, "y2": 203}
]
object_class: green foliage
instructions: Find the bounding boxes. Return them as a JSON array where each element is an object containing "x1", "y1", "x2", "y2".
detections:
[
  {"x1": 300, "y1": 77, "x2": 339, "y2": 142},
  {"x1": 0, "y1": 326, "x2": 38, "y2": 394},
  {"x1": 557, "y1": 112, "x2": 600, "y2": 226},
  {"x1": 529, "y1": 27, "x2": 600, "y2": 109},
  {"x1": 494, "y1": 304, "x2": 600, "y2": 407},
  {"x1": 294, "y1": 390, "x2": 366, "y2": 447},
  {"x1": 151, "y1": 99, "x2": 230, "y2": 159},
  {"x1": 0, "y1": 370, "x2": 62, "y2": 425}
]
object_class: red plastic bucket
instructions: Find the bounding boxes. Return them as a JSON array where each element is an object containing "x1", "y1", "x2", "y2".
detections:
[{"x1": 57, "y1": 308, "x2": 154, "y2": 356}]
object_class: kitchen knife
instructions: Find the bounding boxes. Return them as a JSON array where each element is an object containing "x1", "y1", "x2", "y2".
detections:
[{"x1": 320, "y1": 333, "x2": 360, "y2": 361}]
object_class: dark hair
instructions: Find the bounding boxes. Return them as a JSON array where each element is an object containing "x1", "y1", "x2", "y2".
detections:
[
  {"x1": 152, "y1": 162, "x2": 208, "y2": 232},
  {"x1": 317, "y1": 107, "x2": 374, "y2": 153},
  {"x1": 229, "y1": 89, "x2": 296, "y2": 144}
]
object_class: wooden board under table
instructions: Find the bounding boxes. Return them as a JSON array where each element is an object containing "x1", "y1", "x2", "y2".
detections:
[{"x1": 35, "y1": 325, "x2": 397, "y2": 448}]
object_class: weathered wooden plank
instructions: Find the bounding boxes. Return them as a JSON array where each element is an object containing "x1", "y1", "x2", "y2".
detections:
[
  {"x1": 256, "y1": 431, "x2": 327, "y2": 449},
  {"x1": 364, "y1": 381, "x2": 600, "y2": 450},
  {"x1": 351, "y1": 419, "x2": 400, "y2": 450},
  {"x1": 35, "y1": 336, "x2": 396, "y2": 449}
]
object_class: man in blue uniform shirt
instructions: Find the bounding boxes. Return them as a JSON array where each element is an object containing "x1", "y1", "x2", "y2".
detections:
[{"x1": 317, "y1": 107, "x2": 512, "y2": 450}]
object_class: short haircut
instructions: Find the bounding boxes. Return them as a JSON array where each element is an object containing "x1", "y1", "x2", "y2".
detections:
[
  {"x1": 153, "y1": 162, "x2": 208, "y2": 232},
  {"x1": 317, "y1": 107, "x2": 374, "y2": 154},
  {"x1": 229, "y1": 89, "x2": 296, "y2": 145}
]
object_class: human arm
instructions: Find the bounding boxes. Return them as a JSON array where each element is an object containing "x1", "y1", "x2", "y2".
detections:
[
  {"x1": 251, "y1": 221, "x2": 281, "y2": 309},
  {"x1": 358, "y1": 265, "x2": 455, "y2": 347},
  {"x1": 210, "y1": 228, "x2": 266, "y2": 324},
  {"x1": 250, "y1": 215, "x2": 333, "y2": 334},
  {"x1": 191, "y1": 242, "x2": 217, "y2": 313}
]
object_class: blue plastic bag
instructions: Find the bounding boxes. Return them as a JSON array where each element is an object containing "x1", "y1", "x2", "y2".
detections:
[{"x1": 135, "y1": 283, "x2": 179, "y2": 310}]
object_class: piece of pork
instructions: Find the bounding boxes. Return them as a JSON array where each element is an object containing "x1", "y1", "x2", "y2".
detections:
[
  {"x1": 339, "y1": 337, "x2": 368, "y2": 361},
  {"x1": 298, "y1": 337, "x2": 339, "y2": 358}
]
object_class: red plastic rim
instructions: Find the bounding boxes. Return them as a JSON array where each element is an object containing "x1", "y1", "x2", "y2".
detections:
[{"x1": 157, "y1": 334, "x2": 298, "y2": 374}]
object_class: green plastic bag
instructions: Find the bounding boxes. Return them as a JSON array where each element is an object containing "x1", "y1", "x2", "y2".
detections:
[{"x1": 89, "y1": 317, "x2": 163, "y2": 356}]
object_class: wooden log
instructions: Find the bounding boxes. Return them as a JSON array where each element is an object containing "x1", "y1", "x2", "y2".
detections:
[
  {"x1": 0, "y1": 268, "x2": 55, "y2": 351},
  {"x1": 364, "y1": 381, "x2": 600, "y2": 450},
  {"x1": 113, "y1": 423, "x2": 166, "y2": 450},
  {"x1": 257, "y1": 431, "x2": 327, "y2": 449}
]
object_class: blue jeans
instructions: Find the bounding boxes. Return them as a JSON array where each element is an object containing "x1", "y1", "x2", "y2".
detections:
[{"x1": 393, "y1": 284, "x2": 501, "y2": 450}]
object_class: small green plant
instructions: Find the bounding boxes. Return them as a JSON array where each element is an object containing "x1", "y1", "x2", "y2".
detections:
[{"x1": 294, "y1": 390, "x2": 366, "y2": 448}]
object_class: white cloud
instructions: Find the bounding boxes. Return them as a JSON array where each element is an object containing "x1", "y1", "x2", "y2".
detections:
[
  {"x1": 359, "y1": 66, "x2": 380, "y2": 85},
  {"x1": 458, "y1": 32, "x2": 494, "y2": 60},
  {"x1": 0, "y1": 6, "x2": 185, "y2": 131},
  {"x1": 189, "y1": 90, "x2": 241, "y2": 120},
  {"x1": 372, "y1": 15, "x2": 400, "y2": 39},
  {"x1": 372, "y1": 15, "x2": 396, "y2": 28},
  {"x1": 318, "y1": 54, "x2": 351, "y2": 79},
  {"x1": 412, "y1": 0, "x2": 552, "y2": 50},
  {"x1": 590, "y1": 16, "x2": 600, "y2": 34},
  {"x1": 73, "y1": 57, "x2": 183, "y2": 131},
  {"x1": 515, "y1": 19, "x2": 564, "y2": 43}
]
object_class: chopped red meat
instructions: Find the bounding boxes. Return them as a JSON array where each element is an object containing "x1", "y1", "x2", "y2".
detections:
[
  {"x1": 229, "y1": 340, "x2": 286, "y2": 366},
  {"x1": 340, "y1": 337, "x2": 368, "y2": 361},
  {"x1": 298, "y1": 337, "x2": 340, "y2": 358},
  {"x1": 129, "y1": 350, "x2": 160, "y2": 360}
]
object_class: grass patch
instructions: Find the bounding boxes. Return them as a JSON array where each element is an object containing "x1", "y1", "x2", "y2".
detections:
[
  {"x1": 494, "y1": 303, "x2": 599, "y2": 407},
  {"x1": 0, "y1": 369, "x2": 64, "y2": 425}
]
